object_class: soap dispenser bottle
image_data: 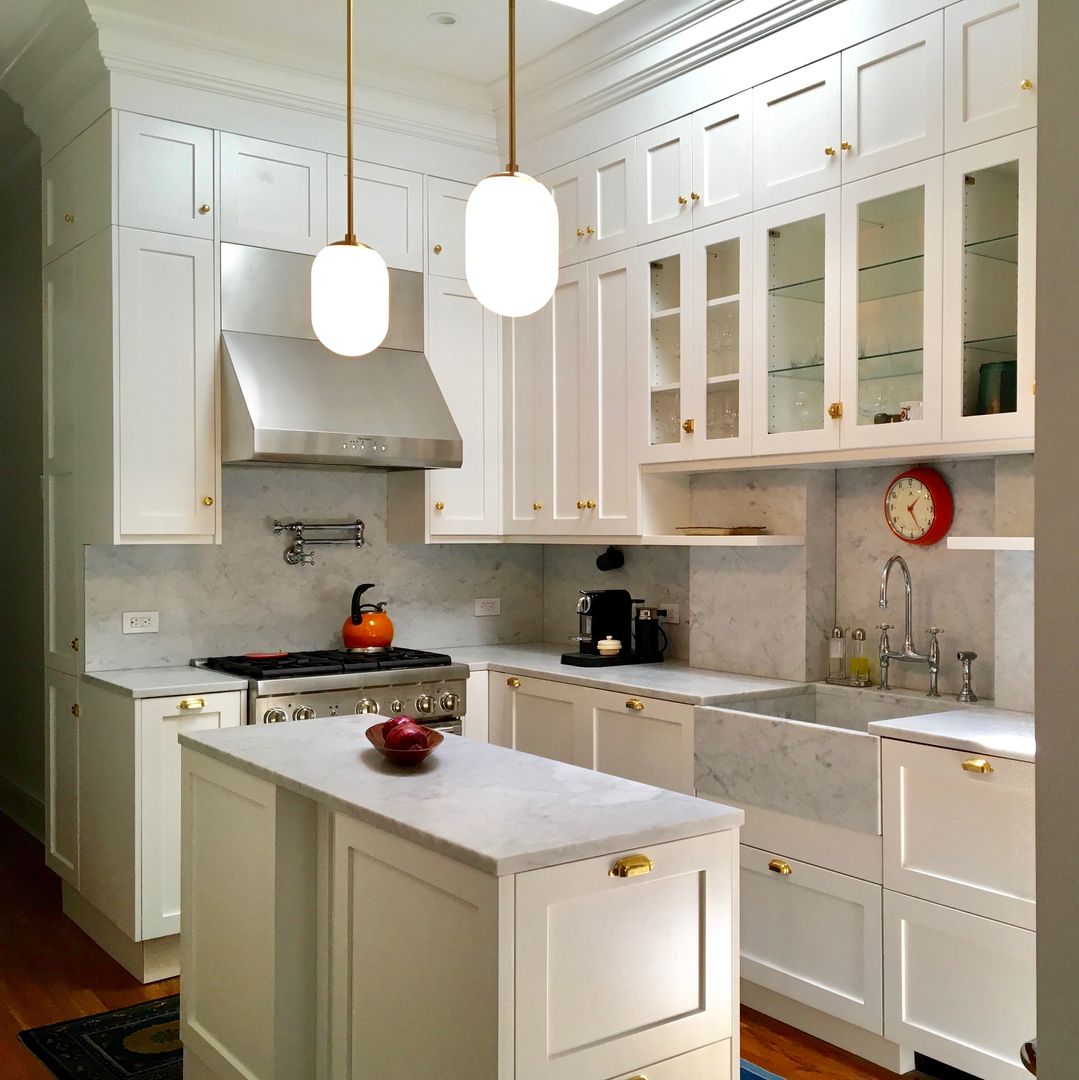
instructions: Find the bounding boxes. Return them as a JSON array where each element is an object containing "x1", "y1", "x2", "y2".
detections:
[
  {"x1": 827, "y1": 626, "x2": 847, "y2": 684},
  {"x1": 850, "y1": 628, "x2": 870, "y2": 687}
]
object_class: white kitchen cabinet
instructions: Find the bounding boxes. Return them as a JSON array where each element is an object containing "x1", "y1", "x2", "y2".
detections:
[
  {"x1": 838, "y1": 158, "x2": 943, "y2": 449},
  {"x1": 45, "y1": 670, "x2": 80, "y2": 886},
  {"x1": 840, "y1": 15, "x2": 944, "y2": 183},
  {"x1": 590, "y1": 690, "x2": 694, "y2": 794},
  {"x1": 220, "y1": 132, "x2": 327, "y2": 254},
  {"x1": 426, "y1": 176, "x2": 470, "y2": 280},
  {"x1": 636, "y1": 117, "x2": 693, "y2": 244},
  {"x1": 882, "y1": 740, "x2": 1035, "y2": 929},
  {"x1": 884, "y1": 890, "x2": 1036, "y2": 1080},
  {"x1": 117, "y1": 228, "x2": 217, "y2": 541},
  {"x1": 944, "y1": 0, "x2": 1038, "y2": 151},
  {"x1": 42, "y1": 113, "x2": 111, "y2": 265},
  {"x1": 753, "y1": 57, "x2": 842, "y2": 208},
  {"x1": 139, "y1": 692, "x2": 244, "y2": 939},
  {"x1": 690, "y1": 91, "x2": 753, "y2": 228},
  {"x1": 544, "y1": 157, "x2": 588, "y2": 266},
  {"x1": 741, "y1": 846, "x2": 883, "y2": 1034},
  {"x1": 427, "y1": 276, "x2": 501, "y2": 536},
  {"x1": 327, "y1": 157, "x2": 422, "y2": 270},
  {"x1": 496, "y1": 675, "x2": 593, "y2": 769},
  {"x1": 516, "y1": 832, "x2": 734, "y2": 1080},
  {"x1": 117, "y1": 112, "x2": 214, "y2": 239},
  {"x1": 942, "y1": 130, "x2": 1036, "y2": 443},
  {"x1": 752, "y1": 188, "x2": 842, "y2": 455}
]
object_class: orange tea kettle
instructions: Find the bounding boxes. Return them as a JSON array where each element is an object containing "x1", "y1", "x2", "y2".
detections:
[{"x1": 343, "y1": 584, "x2": 395, "y2": 650}]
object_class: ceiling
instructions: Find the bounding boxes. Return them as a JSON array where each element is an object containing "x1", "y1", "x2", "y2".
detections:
[{"x1": 0, "y1": 0, "x2": 53, "y2": 76}]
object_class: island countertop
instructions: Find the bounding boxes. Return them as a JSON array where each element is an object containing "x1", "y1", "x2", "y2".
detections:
[{"x1": 179, "y1": 718, "x2": 743, "y2": 876}]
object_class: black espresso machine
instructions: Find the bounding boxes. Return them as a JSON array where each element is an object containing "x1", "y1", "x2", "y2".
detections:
[{"x1": 562, "y1": 589, "x2": 669, "y2": 667}]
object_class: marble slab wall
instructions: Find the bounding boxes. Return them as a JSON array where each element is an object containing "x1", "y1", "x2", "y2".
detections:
[{"x1": 83, "y1": 466, "x2": 544, "y2": 670}]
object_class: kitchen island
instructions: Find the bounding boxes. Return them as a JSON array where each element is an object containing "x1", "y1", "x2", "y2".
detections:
[{"x1": 179, "y1": 719, "x2": 743, "y2": 1080}]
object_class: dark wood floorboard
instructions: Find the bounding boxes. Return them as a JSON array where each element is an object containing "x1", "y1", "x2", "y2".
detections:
[{"x1": 0, "y1": 810, "x2": 900, "y2": 1078}]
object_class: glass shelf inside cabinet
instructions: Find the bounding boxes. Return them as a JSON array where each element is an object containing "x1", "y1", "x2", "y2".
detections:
[
  {"x1": 649, "y1": 254, "x2": 683, "y2": 446},
  {"x1": 766, "y1": 215, "x2": 827, "y2": 435},
  {"x1": 961, "y1": 162, "x2": 1020, "y2": 418},
  {"x1": 854, "y1": 185, "x2": 926, "y2": 426}
]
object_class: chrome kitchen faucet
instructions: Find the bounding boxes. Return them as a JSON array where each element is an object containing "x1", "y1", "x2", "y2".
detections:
[{"x1": 877, "y1": 555, "x2": 942, "y2": 697}]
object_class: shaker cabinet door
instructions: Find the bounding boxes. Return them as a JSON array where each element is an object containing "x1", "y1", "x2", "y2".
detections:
[
  {"x1": 327, "y1": 158, "x2": 422, "y2": 270},
  {"x1": 505, "y1": 677, "x2": 593, "y2": 769},
  {"x1": 586, "y1": 138, "x2": 637, "y2": 259},
  {"x1": 426, "y1": 177, "x2": 470, "y2": 280},
  {"x1": 636, "y1": 117, "x2": 693, "y2": 245},
  {"x1": 45, "y1": 670, "x2": 80, "y2": 886},
  {"x1": 43, "y1": 113, "x2": 111, "y2": 264},
  {"x1": 591, "y1": 691, "x2": 694, "y2": 794},
  {"x1": 691, "y1": 91, "x2": 753, "y2": 227},
  {"x1": 544, "y1": 158, "x2": 588, "y2": 266}
]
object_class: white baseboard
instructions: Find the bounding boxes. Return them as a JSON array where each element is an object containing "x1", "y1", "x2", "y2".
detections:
[{"x1": 0, "y1": 772, "x2": 44, "y2": 841}]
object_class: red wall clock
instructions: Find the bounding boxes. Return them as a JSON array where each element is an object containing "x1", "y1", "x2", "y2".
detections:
[{"x1": 884, "y1": 466, "x2": 954, "y2": 546}]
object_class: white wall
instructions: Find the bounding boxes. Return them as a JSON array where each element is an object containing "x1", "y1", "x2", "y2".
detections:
[{"x1": 0, "y1": 94, "x2": 44, "y2": 833}]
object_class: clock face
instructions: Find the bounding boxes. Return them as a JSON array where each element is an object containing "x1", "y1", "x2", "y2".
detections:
[{"x1": 884, "y1": 467, "x2": 954, "y2": 545}]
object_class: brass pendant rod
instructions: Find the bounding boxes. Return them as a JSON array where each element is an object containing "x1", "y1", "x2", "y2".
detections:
[
  {"x1": 507, "y1": 0, "x2": 517, "y2": 174},
  {"x1": 345, "y1": 0, "x2": 357, "y2": 243}
]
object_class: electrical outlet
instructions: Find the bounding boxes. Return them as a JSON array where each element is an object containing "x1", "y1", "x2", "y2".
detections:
[
  {"x1": 122, "y1": 610, "x2": 159, "y2": 634},
  {"x1": 474, "y1": 597, "x2": 501, "y2": 617},
  {"x1": 660, "y1": 603, "x2": 680, "y2": 625}
]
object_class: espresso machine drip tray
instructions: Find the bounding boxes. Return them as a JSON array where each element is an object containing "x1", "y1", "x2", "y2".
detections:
[{"x1": 560, "y1": 651, "x2": 639, "y2": 668}]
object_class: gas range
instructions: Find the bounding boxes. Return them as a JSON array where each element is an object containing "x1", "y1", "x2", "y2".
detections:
[{"x1": 194, "y1": 648, "x2": 469, "y2": 728}]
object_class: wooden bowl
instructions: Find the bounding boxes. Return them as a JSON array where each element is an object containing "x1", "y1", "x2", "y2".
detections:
[{"x1": 365, "y1": 723, "x2": 443, "y2": 766}]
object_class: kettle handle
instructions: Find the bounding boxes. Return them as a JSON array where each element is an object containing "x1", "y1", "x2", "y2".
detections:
[{"x1": 352, "y1": 583, "x2": 376, "y2": 624}]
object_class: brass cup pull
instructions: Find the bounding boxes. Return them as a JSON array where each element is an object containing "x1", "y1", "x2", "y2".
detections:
[
  {"x1": 434, "y1": 501, "x2": 445, "y2": 511},
  {"x1": 70, "y1": 703, "x2": 80, "y2": 718},
  {"x1": 177, "y1": 697, "x2": 206, "y2": 711},
  {"x1": 682, "y1": 418, "x2": 695, "y2": 434},
  {"x1": 586, "y1": 225, "x2": 595, "y2": 235},
  {"x1": 532, "y1": 502, "x2": 543, "y2": 511},
  {"x1": 202, "y1": 495, "x2": 214, "y2": 507},
  {"x1": 824, "y1": 146, "x2": 837, "y2": 156},
  {"x1": 677, "y1": 194, "x2": 689, "y2": 205},
  {"x1": 433, "y1": 243, "x2": 443, "y2": 254},
  {"x1": 507, "y1": 677, "x2": 522, "y2": 688},
  {"x1": 198, "y1": 204, "x2": 211, "y2": 215},
  {"x1": 1020, "y1": 79, "x2": 1034, "y2": 91},
  {"x1": 768, "y1": 858, "x2": 793, "y2": 875},
  {"x1": 69, "y1": 637, "x2": 80, "y2": 652},
  {"x1": 626, "y1": 699, "x2": 645, "y2": 711},
  {"x1": 609, "y1": 853, "x2": 654, "y2": 878},
  {"x1": 828, "y1": 401, "x2": 843, "y2": 420},
  {"x1": 63, "y1": 212, "x2": 75, "y2": 223},
  {"x1": 962, "y1": 757, "x2": 994, "y2": 775}
]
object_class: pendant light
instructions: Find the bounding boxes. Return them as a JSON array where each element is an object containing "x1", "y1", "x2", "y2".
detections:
[
  {"x1": 311, "y1": 0, "x2": 389, "y2": 357},
  {"x1": 465, "y1": 0, "x2": 558, "y2": 318}
]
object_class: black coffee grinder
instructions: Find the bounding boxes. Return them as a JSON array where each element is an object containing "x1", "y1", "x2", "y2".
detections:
[
  {"x1": 632, "y1": 606, "x2": 669, "y2": 664},
  {"x1": 561, "y1": 589, "x2": 636, "y2": 666}
]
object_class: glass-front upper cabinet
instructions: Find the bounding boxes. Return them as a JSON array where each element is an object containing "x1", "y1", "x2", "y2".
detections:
[
  {"x1": 752, "y1": 189, "x2": 842, "y2": 455},
  {"x1": 942, "y1": 130, "x2": 1036, "y2": 442},
  {"x1": 839, "y1": 159, "x2": 943, "y2": 448}
]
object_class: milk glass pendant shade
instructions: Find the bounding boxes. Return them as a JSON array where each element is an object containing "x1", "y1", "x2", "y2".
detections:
[
  {"x1": 311, "y1": 242, "x2": 389, "y2": 356},
  {"x1": 466, "y1": 173, "x2": 558, "y2": 317},
  {"x1": 311, "y1": 0, "x2": 389, "y2": 357},
  {"x1": 465, "y1": 0, "x2": 558, "y2": 318}
]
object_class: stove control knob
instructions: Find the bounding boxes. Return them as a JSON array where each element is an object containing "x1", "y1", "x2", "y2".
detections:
[
  {"x1": 355, "y1": 698, "x2": 379, "y2": 715},
  {"x1": 439, "y1": 691, "x2": 461, "y2": 713},
  {"x1": 416, "y1": 694, "x2": 435, "y2": 714},
  {"x1": 263, "y1": 707, "x2": 288, "y2": 724},
  {"x1": 389, "y1": 699, "x2": 406, "y2": 715},
  {"x1": 293, "y1": 706, "x2": 316, "y2": 722}
]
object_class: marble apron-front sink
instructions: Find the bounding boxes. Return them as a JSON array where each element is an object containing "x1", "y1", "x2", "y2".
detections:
[{"x1": 694, "y1": 684, "x2": 945, "y2": 834}]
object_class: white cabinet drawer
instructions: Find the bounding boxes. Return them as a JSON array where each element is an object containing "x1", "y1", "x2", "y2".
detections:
[
  {"x1": 882, "y1": 740, "x2": 1035, "y2": 928},
  {"x1": 516, "y1": 832, "x2": 733, "y2": 1080},
  {"x1": 500, "y1": 675, "x2": 593, "y2": 769},
  {"x1": 612, "y1": 1040, "x2": 732, "y2": 1080},
  {"x1": 884, "y1": 890, "x2": 1036, "y2": 1080},
  {"x1": 741, "y1": 845, "x2": 882, "y2": 1034}
]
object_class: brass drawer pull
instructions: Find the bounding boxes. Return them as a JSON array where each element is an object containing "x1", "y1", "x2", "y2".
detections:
[
  {"x1": 507, "y1": 677, "x2": 522, "y2": 688},
  {"x1": 177, "y1": 697, "x2": 205, "y2": 711},
  {"x1": 768, "y1": 858, "x2": 792, "y2": 875},
  {"x1": 625, "y1": 699, "x2": 645, "y2": 711},
  {"x1": 609, "y1": 854, "x2": 654, "y2": 878},
  {"x1": 961, "y1": 757, "x2": 994, "y2": 775}
]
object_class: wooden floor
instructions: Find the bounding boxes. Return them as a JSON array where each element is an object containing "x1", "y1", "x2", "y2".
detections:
[{"x1": 0, "y1": 811, "x2": 898, "y2": 1080}]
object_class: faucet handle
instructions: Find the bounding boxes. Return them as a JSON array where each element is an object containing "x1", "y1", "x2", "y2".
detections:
[
  {"x1": 876, "y1": 623, "x2": 894, "y2": 630},
  {"x1": 957, "y1": 650, "x2": 977, "y2": 662},
  {"x1": 925, "y1": 627, "x2": 944, "y2": 637}
]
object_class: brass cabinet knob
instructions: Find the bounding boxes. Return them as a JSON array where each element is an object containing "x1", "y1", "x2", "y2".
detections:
[
  {"x1": 961, "y1": 757, "x2": 994, "y2": 775},
  {"x1": 585, "y1": 500, "x2": 597, "y2": 509},
  {"x1": 625, "y1": 699, "x2": 645, "y2": 711},
  {"x1": 177, "y1": 697, "x2": 205, "y2": 711},
  {"x1": 434, "y1": 501, "x2": 445, "y2": 511},
  {"x1": 609, "y1": 853, "x2": 654, "y2": 878},
  {"x1": 690, "y1": 191, "x2": 701, "y2": 201},
  {"x1": 840, "y1": 141, "x2": 853, "y2": 151},
  {"x1": 677, "y1": 194, "x2": 689, "y2": 205},
  {"x1": 576, "y1": 228, "x2": 585, "y2": 238},
  {"x1": 768, "y1": 858, "x2": 793, "y2": 875},
  {"x1": 585, "y1": 225, "x2": 595, "y2": 235},
  {"x1": 63, "y1": 212, "x2": 75, "y2": 223},
  {"x1": 532, "y1": 502, "x2": 543, "y2": 511},
  {"x1": 432, "y1": 243, "x2": 443, "y2": 254},
  {"x1": 202, "y1": 495, "x2": 214, "y2": 506},
  {"x1": 69, "y1": 637, "x2": 80, "y2": 652},
  {"x1": 824, "y1": 146, "x2": 837, "y2": 156},
  {"x1": 828, "y1": 401, "x2": 843, "y2": 419},
  {"x1": 682, "y1": 418, "x2": 695, "y2": 434},
  {"x1": 198, "y1": 204, "x2": 211, "y2": 215},
  {"x1": 507, "y1": 677, "x2": 522, "y2": 688},
  {"x1": 576, "y1": 500, "x2": 587, "y2": 510},
  {"x1": 70, "y1": 703, "x2": 80, "y2": 717},
  {"x1": 1020, "y1": 78, "x2": 1034, "y2": 91}
]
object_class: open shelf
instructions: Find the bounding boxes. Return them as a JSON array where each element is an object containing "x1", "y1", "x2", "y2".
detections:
[
  {"x1": 640, "y1": 534, "x2": 805, "y2": 547},
  {"x1": 948, "y1": 536, "x2": 1034, "y2": 551},
  {"x1": 965, "y1": 232, "x2": 1018, "y2": 265}
]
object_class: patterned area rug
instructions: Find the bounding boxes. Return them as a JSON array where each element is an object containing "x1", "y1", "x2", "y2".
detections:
[{"x1": 20, "y1": 994, "x2": 786, "y2": 1079}]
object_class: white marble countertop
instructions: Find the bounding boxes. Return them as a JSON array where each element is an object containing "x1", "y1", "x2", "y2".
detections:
[
  {"x1": 82, "y1": 666, "x2": 250, "y2": 698},
  {"x1": 448, "y1": 643, "x2": 800, "y2": 704},
  {"x1": 869, "y1": 708, "x2": 1035, "y2": 762},
  {"x1": 180, "y1": 717, "x2": 743, "y2": 876}
]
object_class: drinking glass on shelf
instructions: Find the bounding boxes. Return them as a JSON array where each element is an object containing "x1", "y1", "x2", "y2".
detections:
[{"x1": 793, "y1": 392, "x2": 812, "y2": 431}]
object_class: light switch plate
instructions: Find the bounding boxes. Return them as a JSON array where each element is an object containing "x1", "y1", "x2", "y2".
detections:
[
  {"x1": 661, "y1": 603, "x2": 680, "y2": 625},
  {"x1": 123, "y1": 610, "x2": 159, "y2": 634},
  {"x1": 474, "y1": 598, "x2": 501, "y2": 617}
]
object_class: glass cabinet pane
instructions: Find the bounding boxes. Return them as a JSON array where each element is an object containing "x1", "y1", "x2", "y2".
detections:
[
  {"x1": 766, "y1": 216, "x2": 826, "y2": 435},
  {"x1": 854, "y1": 185, "x2": 926, "y2": 426},
  {"x1": 648, "y1": 255, "x2": 681, "y2": 445},
  {"x1": 961, "y1": 161, "x2": 1019, "y2": 417},
  {"x1": 704, "y1": 237, "x2": 741, "y2": 440}
]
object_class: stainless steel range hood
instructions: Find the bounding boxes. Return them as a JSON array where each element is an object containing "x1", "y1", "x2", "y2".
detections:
[{"x1": 220, "y1": 244, "x2": 462, "y2": 469}]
